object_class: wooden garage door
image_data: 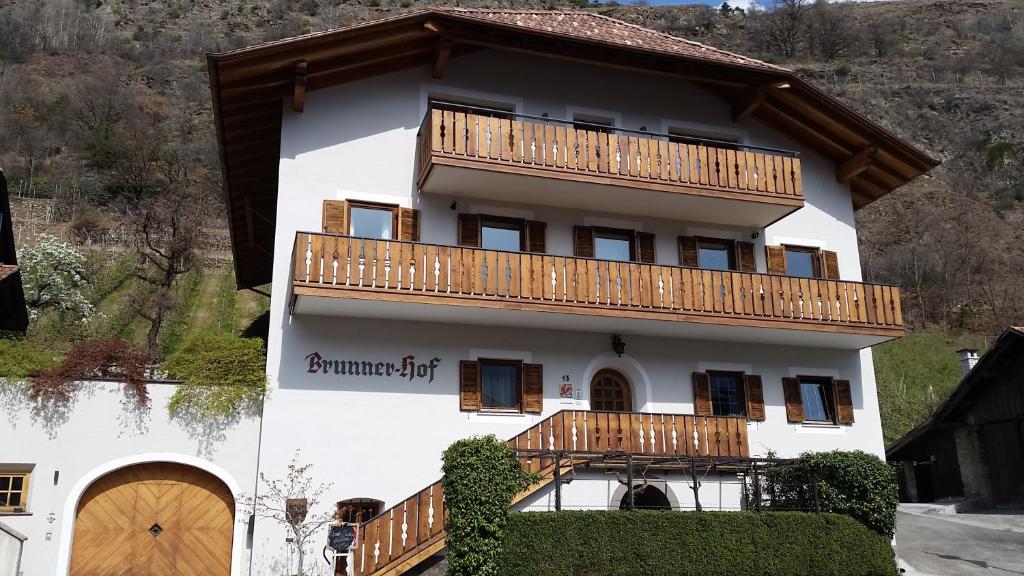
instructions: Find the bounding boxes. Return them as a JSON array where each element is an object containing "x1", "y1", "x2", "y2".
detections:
[{"x1": 70, "y1": 462, "x2": 234, "y2": 576}]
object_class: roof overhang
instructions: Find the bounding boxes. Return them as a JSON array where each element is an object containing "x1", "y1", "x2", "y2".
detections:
[{"x1": 207, "y1": 9, "x2": 939, "y2": 289}]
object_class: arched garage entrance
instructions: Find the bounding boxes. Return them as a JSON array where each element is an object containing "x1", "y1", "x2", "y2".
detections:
[{"x1": 69, "y1": 462, "x2": 234, "y2": 576}]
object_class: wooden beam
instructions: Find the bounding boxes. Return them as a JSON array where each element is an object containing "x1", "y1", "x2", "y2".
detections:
[
  {"x1": 292, "y1": 60, "x2": 307, "y2": 113},
  {"x1": 431, "y1": 40, "x2": 453, "y2": 79},
  {"x1": 732, "y1": 84, "x2": 767, "y2": 123},
  {"x1": 837, "y1": 146, "x2": 877, "y2": 183}
]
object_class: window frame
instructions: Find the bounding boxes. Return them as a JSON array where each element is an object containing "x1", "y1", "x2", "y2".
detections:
[
  {"x1": 478, "y1": 358, "x2": 524, "y2": 413},
  {"x1": 346, "y1": 200, "x2": 399, "y2": 240},
  {"x1": 572, "y1": 113, "x2": 616, "y2": 134},
  {"x1": 593, "y1": 226, "x2": 637, "y2": 262},
  {"x1": 782, "y1": 244, "x2": 822, "y2": 279},
  {"x1": 695, "y1": 237, "x2": 738, "y2": 271},
  {"x1": 479, "y1": 215, "x2": 526, "y2": 252},
  {"x1": 667, "y1": 127, "x2": 742, "y2": 150},
  {"x1": 798, "y1": 375, "x2": 837, "y2": 424},
  {"x1": 707, "y1": 370, "x2": 747, "y2": 418},
  {"x1": 0, "y1": 471, "x2": 30, "y2": 513},
  {"x1": 430, "y1": 98, "x2": 516, "y2": 120}
]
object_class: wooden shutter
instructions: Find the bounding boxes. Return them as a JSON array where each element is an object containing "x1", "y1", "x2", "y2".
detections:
[
  {"x1": 678, "y1": 236, "x2": 699, "y2": 267},
  {"x1": 766, "y1": 245, "x2": 787, "y2": 274},
  {"x1": 525, "y1": 220, "x2": 546, "y2": 253},
  {"x1": 635, "y1": 232, "x2": 656, "y2": 263},
  {"x1": 736, "y1": 241, "x2": 757, "y2": 272},
  {"x1": 821, "y1": 250, "x2": 840, "y2": 280},
  {"x1": 522, "y1": 363, "x2": 544, "y2": 414},
  {"x1": 574, "y1": 226, "x2": 595, "y2": 258},
  {"x1": 834, "y1": 379, "x2": 854, "y2": 424},
  {"x1": 782, "y1": 377, "x2": 804, "y2": 423},
  {"x1": 459, "y1": 360, "x2": 481, "y2": 412},
  {"x1": 692, "y1": 372, "x2": 713, "y2": 416},
  {"x1": 744, "y1": 374, "x2": 766, "y2": 421},
  {"x1": 397, "y1": 207, "x2": 420, "y2": 241},
  {"x1": 322, "y1": 200, "x2": 347, "y2": 234},
  {"x1": 458, "y1": 214, "x2": 481, "y2": 247}
]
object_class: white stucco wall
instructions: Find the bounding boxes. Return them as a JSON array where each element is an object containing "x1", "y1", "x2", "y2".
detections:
[
  {"x1": 252, "y1": 48, "x2": 885, "y2": 575},
  {"x1": 0, "y1": 380, "x2": 261, "y2": 576}
]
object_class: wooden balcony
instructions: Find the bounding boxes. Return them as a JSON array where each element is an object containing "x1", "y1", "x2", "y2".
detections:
[
  {"x1": 290, "y1": 234, "x2": 904, "y2": 348},
  {"x1": 416, "y1": 104, "x2": 804, "y2": 227},
  {"x1": 352, "y1": 410, "x2": 749, "y2": 576}
]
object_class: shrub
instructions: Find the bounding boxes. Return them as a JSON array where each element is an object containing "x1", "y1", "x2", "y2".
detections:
[
  {"x1": 442, "y1": 436, "x2": 538, "y2": 576},
  {"x1": 30, "y1": 338, "x2": 151, "y2": 405},
  {"x1": 163, "y1": 333, "x2": 267, "y2": 419},
  {"x1": 760, "y1": 450, "x2": 898, "y2": 537},
  {"x1": 0, "y1": 339, "x2": 61, "y2": 380},
  {"x1": 499, "y1": 510, "x2": 896, "y2": 576}
]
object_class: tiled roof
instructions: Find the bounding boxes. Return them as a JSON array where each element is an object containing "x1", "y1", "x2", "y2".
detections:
[
  {"x1": 0, "y1": 264, "x2": 18, "y2": 283},
  {"x1": 436, "y1": 8, "x2": 784, "y2": 72}
]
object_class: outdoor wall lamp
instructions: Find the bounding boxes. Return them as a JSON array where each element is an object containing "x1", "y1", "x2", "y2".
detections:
[{"x1": 611, "y1": 334, "x2": 626, "y2": 357}]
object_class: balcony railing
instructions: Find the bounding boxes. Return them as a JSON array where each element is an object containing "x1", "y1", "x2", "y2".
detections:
[
  {"x1": 417, "y1": 103, "x2": 803, "y2": 205},
  {"x1": 291, "y1": 233, "x2": 904, "y2": 335},
  {"x1": 352, "y1": 410, "x2": 749, "y2": 576}
]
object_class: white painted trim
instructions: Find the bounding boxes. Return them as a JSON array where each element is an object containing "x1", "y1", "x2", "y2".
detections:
[
  {"x1": 659, "y1": 117, "x2": 748, "y2": 145},
  {"x1": 581, "y1": 353, "x2": 654, "y2": 412},
  {"x1": 770, "y1": 235, "x2": 829, "y2": 250},
  {"x1": 565, "y1": 105, "x2": 622, "y2": 128},
  {"x1": 468, "y1": 204, "x2": 535, "y2": 220},
  {"x1": 419, "y1": 83, "x2": 523, "y2": 118},
  {"x1": 583, "y1": 216, "x2": 644, "y2": 231},
  {"x1": 788, "y1": 366, "x2": 841, "y2": 379},
  {"x1": 469, "y1": 349, "x2": 532, "y2": 363},
  {"x1": 54, "y1": 453, "x2": 246, "y2": 576},
  {"x1": 697, "y1": 361, "x2": 753, "y2": 374},
  {"x1": 336, "y1": 190, "x2": 412, "y2": 208}
]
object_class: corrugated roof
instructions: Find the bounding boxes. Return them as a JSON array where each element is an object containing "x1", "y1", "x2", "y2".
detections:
[{"x1": 435, "y1": 8, "x2": 783, "y2": 72}]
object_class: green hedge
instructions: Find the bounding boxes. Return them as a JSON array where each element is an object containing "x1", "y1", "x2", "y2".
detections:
[{"x1": 498, "y1": 511, "x2": 896, "y2": 576}]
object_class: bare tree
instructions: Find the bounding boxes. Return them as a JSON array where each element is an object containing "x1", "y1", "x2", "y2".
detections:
[
  {"x1": 762, "y1": 0, "x2": 811, "y2": 59},
  {"x1": 808, "y1": 0, "x2": 852, "y2": 61},
  {"x1": 133, "y1": 149, "x2": 210, "y2": 356},
  {"x1": 315, "y1": 0, "x2": 343, "y2": 31},
  {"x1": 241, "y1": 451, "x2": 335, "y2": 576}
]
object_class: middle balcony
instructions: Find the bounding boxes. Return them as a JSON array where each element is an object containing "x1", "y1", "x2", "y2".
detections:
[
  {"x1": 416, "y1": 103, "x2": 804, "y2": 228},
  {"x1": 290, "y1": 233, "x2": 903, "y2": 349}
]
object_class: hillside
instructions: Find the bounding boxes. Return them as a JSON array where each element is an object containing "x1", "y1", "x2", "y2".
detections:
[{"x1": 1, "y1": 0, "x2": 1022, "y2": 443}]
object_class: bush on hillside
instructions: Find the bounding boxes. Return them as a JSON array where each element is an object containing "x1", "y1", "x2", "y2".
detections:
[
  {"x1": 498, "y1": 510, "x2": 896, "y2": 576},
  {"x1": 442, "y1": 435, "x2": 538, "y2": 576},
  {"x1": 163, "y1": 333, "x2": 267, "y2": 419},
  {"x1": 759, "y1": 450, "x2": 898, "y2": 537}
]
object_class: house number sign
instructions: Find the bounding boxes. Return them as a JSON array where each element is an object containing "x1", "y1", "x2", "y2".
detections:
[{"x1": 305, "y1": 352, "x2": 442, "y2": 383}]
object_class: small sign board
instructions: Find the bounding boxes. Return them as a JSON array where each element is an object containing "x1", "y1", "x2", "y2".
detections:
[{"x1": 328, "y1": 524, "x2": 357, "y2": 552}]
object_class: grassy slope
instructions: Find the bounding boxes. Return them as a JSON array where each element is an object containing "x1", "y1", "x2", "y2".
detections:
[{"x1": 873, "y1": 330, "x2": 990, "y2": 445}]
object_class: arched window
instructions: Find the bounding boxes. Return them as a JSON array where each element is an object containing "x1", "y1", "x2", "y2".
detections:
[{"x1": 590, "y1": 369, "x2": 633, "y2": 412}]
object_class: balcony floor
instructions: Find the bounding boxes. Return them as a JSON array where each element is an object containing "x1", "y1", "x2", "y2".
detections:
[{"x1": 292, "y1": 286, "x2": 900, "y2": 349}]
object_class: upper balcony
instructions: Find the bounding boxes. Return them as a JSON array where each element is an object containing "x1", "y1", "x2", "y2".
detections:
[
  {"x1": 416, "y1": 104, "x2": 804, "y2": 228},
  {"x1": 290, "y1": 233, "x2": 904, "y2": 349}
]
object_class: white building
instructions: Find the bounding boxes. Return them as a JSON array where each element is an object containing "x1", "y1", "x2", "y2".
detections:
[{"x1": 3, "y1": 9, "x2": 936, "y2": 576}]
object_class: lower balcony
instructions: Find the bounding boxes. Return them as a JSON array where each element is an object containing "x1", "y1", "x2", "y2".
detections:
[{"x1": 290, "y1": 233, "x2": 904, "y2": 349}]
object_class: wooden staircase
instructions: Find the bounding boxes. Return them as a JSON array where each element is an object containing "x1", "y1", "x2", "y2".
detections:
[{"x1": 352, "y1": 410, "x2": 749, "y2": 576}]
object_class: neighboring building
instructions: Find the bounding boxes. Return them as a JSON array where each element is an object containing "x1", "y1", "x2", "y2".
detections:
[
  {"x1": 0, "y1": 380, "x2": 261, "y2": 576},
  {"x1": 0, "y1": 170, "x2": 29, "y2": 334},
  {"x1": 887, "y1": 327, "x2": 1024, "y2": 509},
  {"x1": 3, "y1": 9, "x2": 935, "y2": 576}
]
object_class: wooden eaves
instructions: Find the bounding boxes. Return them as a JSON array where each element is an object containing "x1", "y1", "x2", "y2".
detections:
[{"x1": 207, "y1": 8, "x2": 939, "y2": 290}]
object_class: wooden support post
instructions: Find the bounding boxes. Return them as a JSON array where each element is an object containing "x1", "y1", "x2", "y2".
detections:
[
  {"x1": 554, "y1": 452, "x2": 562, "y2": 512},
  {"x1": 732, "y1": 84, "x2": 767, "y2": 123},
  {"x1": 432, "y1": 40, "x2": 454, "y2": 80},
  {"x1": 292, "y1": 60, "x2": 307, "y2": 113},
  {"x1": 836, "y1": 145, "x2": 877, "y2": 182},
  {"x1": 625, "y1": 454, "x2": 634, "y2": 511}
]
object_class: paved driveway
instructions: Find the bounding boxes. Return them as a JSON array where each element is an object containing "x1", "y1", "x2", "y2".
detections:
[{"x1": 896, "y1": 510, "x2": 1024, "y2": 576}]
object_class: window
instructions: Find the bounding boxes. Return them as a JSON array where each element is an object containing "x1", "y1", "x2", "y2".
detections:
[
  {"x1": 480, "y1": 360, "x2": 522, "y2": 412},
  {"x1": 431, "y1": 98, "x2": 514, "y2": 120},
  {"x1": 783, "y1": 245, "x2": 821, "y2": 279},
  {"x1": 480, "y1": 216, "x2": 524, "y2": 252},
  {"x1": 799, "y1": 377, "x2": 835, "y2": 423},
  {"x1": 594, "y1": 228, "x2": 634, "y2": 262},
  {"x1": 668, "y1": 128, "x2": 741, "y2": 150},
  {"x1": 348, "y1": 202, "x2": 397, "y2": 239},
  {"x1": 709, "y1": 371, "x2": 746, "y2": 417},
  {"x1": 591, "y1": 369, "x2": 632, "y2": 412},
  {"x1": 336, "y1": 498, "x2": 383, "y2": 524},
  {"x1": 697, "y1": 239, "x2": 736, "y2": 271},
  {"x1": 0, "y1": 472, "x2": 29, "y2": 512},
  {"x1": 572, "y1": 113, "x2": 615, "y2": 133}
]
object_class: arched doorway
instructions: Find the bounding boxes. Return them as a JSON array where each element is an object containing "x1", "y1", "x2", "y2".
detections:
[
  {"x1": 619, "y1": 485, "x2": 672, "y2": 510},
  {"x1": 591, "y1": 369, "x2": 633, "y2": 411},
  {"x1": 69, "y1": 462, "x2": 234, "y2": 576}
]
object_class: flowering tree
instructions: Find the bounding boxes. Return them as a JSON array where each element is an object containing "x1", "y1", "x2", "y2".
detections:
[
  {"x1": 241, "y1": 450, "x2": 335, "y2": 576},
  {"x1": 18, "y1": 234, "x2": 94, "y2": 323}
]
